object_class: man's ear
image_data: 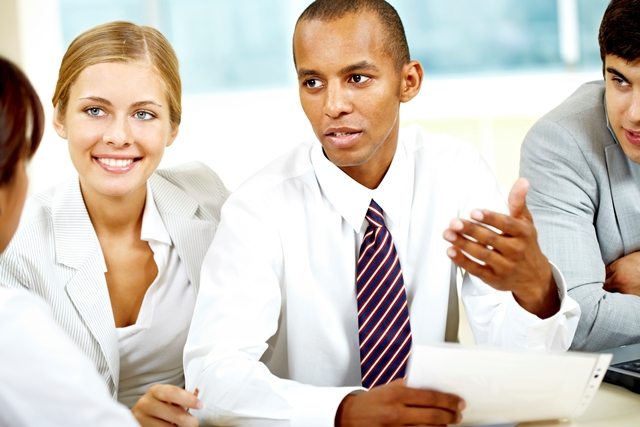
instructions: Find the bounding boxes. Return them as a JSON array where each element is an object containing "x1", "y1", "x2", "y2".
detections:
[
  {"x1": 399, "y1": 60, "x2": 424, "y2": 103},
  {"x1": 52, "y1": 106, "x2": 67, "y2": 139}
]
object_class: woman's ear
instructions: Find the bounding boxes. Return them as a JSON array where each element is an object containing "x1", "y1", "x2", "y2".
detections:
[
  {"x1": 52, "y1": 106, "x2": 67, "y2": 139},
  {"x1": 166, "y1": 125, "x2": 179, "y2": 148},
  {"x1": 399, "y1": 60, "x2": 424, "y2": 103}
]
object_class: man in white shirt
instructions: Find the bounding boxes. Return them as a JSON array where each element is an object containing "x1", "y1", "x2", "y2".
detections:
[
  {"x1": 185, "y1": 1, "x2": 580, "y2": 426},
  {"x1": 0, "y1": 288, "x2": 139, "y2": 427}
]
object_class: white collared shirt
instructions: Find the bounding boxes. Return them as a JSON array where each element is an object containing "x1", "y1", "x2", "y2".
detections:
[
  {"x1": 185, "y1": 126, "x2": 580, "y2": 427},
  {"x1": 116, "y1": 184, "x2": 194, "y2": 407},
  {"x1": 0, "y1": 288, "x2": 138, "y2": 427}
]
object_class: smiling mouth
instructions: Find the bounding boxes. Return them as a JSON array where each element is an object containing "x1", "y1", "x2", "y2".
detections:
[{"x1": 94, "y1": 156, "x2": 142, "y2": 170}]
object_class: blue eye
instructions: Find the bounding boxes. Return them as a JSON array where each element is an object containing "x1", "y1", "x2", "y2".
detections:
[
  {"x1": 135, "y1": 111, "x2": 154, "y2": 120},
  {"x1": 86, "y1": 107, "x2": 104, "y2": 117}
]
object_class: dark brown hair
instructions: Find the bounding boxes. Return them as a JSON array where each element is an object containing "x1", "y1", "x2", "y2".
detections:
[
  {"x1": 0, "y1": 57, "x2": 44, "y2": 185},
  {"x1": 599, "y1": 0, "x2": 640, "y2": 63},
  {"x1": 295, "y1": 0, "x2": 410, "y2": 69}
]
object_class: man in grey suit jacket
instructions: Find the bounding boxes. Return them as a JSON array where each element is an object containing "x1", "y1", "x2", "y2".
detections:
[{"x1": 520, "y1": 0, "x2": 640, "y2": 351}]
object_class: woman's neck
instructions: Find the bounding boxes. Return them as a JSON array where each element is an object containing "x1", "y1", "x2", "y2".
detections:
[{"x1": 80, "y1": 182, "x2": 147, "y2": 238}]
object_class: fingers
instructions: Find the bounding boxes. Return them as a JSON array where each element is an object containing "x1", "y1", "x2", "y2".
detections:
[
  {"x1": 443, "y1": 221, "x2": 504, "y2": 283},
  {"x1": 443, "y1": 217, "x2": 527, "y2": 262},
  {"x1": 395, "y1": 384, "x2": 464, "y2": 425},
  {"x1": 337, "y1": 380, "x2": 465, "y2": 427},
  {"x1": 150, "y1": 384, "x2": 202, "y2": 410},
  {"x1": 443, "y1": 215, "x2": 536, "y2": 291},
  {"x1": 467, "y1": 209, "x2": 531, "y2": 239},
  {"x1": 132, "y1": 385, "x2": 201, "y2": 427},
  {"x1": 400, "y1": 406, "x2": 462, "y2": 426},
  {"x1": 134, "y1": 404, "x2": 197, "y2": 427},
  {"x1": 400, "y1": 386, "x2": 465, "y2": 412},
  {"x1": 603, "y1": 273, "x2": 621, "y2": 293},
  {"x1": 132, "y1": 416, "x2": 174, "y2": 427},
  {"x1": 446, "y1": 245, "x2": 503, "y2": 287},
  {"x1": 507, "y1": 177, "x2": 531, "y2": 219}
]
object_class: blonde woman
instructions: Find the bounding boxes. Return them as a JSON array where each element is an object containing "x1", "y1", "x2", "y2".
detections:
[{"x1": 0, "y1": 22, "x2": 228, "y2": 427}]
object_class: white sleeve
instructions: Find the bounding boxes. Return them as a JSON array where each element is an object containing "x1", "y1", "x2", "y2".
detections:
[
  {"x1": 184, "y1": 193, "x2": 359, "y2": 427},
  {"x1": 0, "y1": 289, "x2": 138, "y2": 427},
  {"x1": 456, "y1": 147, "x2": 580, "y2": 350},
  {"x1": 462, "y1": 263, "x2": 581, "y2": 350}
]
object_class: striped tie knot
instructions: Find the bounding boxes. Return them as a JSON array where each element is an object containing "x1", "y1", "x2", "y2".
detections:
[
  {"x1": 365, "y1": 200, "x2": 385, "y2": 228},
  {"x1": 356, "y1": 199, "x2": 412, "y2": 389}
]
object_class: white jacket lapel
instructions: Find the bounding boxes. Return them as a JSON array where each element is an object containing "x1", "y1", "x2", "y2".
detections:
[
  {"x1": 52, "y1": 180, "x2": 120, "y2": 390},
  {"x1": 150, "y1": 173, "x2": 216, "y2": 294}
]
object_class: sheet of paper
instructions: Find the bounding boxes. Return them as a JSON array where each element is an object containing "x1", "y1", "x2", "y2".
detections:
[{"x1": 405, "y1": 343, "x2": 612, "y2": 426}]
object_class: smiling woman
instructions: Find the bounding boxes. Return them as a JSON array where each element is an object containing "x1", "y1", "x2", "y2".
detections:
[
  {"x1": 0, "y1": 21, "x2": 229, "y2": 427},
  {"x1": 54, "y1": 60, "x2": 176, "y2": 204}
]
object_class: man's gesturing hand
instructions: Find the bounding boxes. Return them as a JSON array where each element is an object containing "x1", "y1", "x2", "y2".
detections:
[{"x1": 443, "y1": 178, "x2": 560, "y2": 318}]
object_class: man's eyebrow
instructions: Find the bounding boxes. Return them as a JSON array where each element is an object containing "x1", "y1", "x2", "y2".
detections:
[
  {"x1": 339, "y1": 61, "x2": 379, "y2": 75},
  {"x1": 606, "y1": 66, "x2": 629, "y2": 82},
  {"x1": 297, "y1": 61, "x2": 380, "y2": 79},
  {"x1": 297, "y1": 68, "x2": 320, "y2": 79}
]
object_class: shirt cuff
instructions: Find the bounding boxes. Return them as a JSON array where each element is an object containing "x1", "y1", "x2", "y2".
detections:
[
  {"x1": 290, "y1": 386, "x2": 364, "y2": 427},
  {"x1": 503, "y1": 261, "x2": 581, "y2": 350}
]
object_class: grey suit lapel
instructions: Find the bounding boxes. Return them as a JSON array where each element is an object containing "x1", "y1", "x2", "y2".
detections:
[
  {"x1": 605, "y1": 143, "x2": 640, "y2": 253},
  {"x1": 150, "y1": 174, "x2": 214, "y2": 294},
  {"x1": 53, "y1": 180, "x2": 120, "y2": 388}
]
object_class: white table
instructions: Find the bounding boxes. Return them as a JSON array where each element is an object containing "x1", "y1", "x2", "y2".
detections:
[{"x1": 517, "y1": 383, "x2": 640, "y2": 426}]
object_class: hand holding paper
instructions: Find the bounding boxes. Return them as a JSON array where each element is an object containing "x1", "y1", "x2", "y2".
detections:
[{"x1": 336, "y1": 379, "x2": 465, "y2": 427}]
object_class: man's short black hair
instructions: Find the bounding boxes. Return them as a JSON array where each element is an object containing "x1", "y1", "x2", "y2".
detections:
[
  {"x1": 295, "y1": 0, "x2": 410, "y2": 69},
  {"x1": 599, "y1": 0, "x2": 640, "y2": 63}
]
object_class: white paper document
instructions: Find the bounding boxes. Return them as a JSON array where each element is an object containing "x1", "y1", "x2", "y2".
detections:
[{"x1": 405, "y1": 343, "x2": 612, "y2": 426}]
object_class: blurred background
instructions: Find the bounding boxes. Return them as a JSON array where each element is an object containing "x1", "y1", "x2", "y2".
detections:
[{"x1": 1, "y1": 0, "x2": 608, "y2": 194}]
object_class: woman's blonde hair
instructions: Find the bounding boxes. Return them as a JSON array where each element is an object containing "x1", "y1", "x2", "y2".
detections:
[{"x1": 52, "y1": 21, "x2": 181, "y2": 128}]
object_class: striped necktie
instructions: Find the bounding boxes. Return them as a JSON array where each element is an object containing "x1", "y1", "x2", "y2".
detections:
[{"x1": 356, "y1": 199, "x2": 413, "y2": 388}]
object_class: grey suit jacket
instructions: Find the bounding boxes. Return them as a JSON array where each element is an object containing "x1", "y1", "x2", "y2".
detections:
[
  {"x1": 0, "y1": 162, "x2": 228, "y2": 396},
  {"x1": 520, "y1": 81, "x2": 640, "y2": 351}
]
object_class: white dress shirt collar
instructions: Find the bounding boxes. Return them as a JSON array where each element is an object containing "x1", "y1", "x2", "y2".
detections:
[
  {"x1": 94, "y1": 183, "x2": 171, "y2": 275},
  {"x1": 311, "y1": 133, "x2": 412, "y2": 232},
  {"x1": 140, "y1": 183, "x2": 172, "y2": 246}
]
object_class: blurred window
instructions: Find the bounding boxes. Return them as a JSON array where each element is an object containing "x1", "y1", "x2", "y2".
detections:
[{"x1": 58, "y1": 0, "x2": 609, "y2": 92}]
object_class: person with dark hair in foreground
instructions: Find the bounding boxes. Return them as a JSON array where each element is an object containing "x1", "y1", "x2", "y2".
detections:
[
  {"x1": 520, "y1": 0, "x2": 640, "y2": 352},
  {"x1": 0, "y1": 56, "x2": 139, "y2": 427},
  {"x1": 186, "y1": 1, "x2": 580, "y2": 426}
]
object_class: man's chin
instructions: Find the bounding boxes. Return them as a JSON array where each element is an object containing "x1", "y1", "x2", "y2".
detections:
[{"x1": 620, "y1": 145, "x2": 640, "y2": 165}]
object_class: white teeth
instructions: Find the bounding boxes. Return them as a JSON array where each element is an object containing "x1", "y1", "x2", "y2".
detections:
[
  {"x1": 98, "y1": 158, "x2": 134, "y2": 168},
  {"x1": 334, "y1": 132, "x2": 351, "y2": 137}
]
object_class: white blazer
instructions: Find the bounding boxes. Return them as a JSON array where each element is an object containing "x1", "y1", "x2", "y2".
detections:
[
  {"x1": 0, "y1": 162, "x2": 228, "y2": 396},
  {"x1": 0, "y1": 288, "x2": 139, "y2": 427}
]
